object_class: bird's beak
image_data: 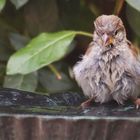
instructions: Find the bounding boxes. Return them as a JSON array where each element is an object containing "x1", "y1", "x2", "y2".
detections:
[{"x1": 103, "y1": 34, "x2": 114, "y2": 47}]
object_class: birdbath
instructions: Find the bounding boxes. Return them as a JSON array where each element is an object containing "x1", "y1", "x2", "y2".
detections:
[{"x1": 0, "y1": 88, "x2": 140, "y2": 140}]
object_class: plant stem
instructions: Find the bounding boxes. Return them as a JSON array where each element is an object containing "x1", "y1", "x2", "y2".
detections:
[
  {"x1": 88, "y1": 4, "x2": 100, "y2": 17},
  {"x1": 113, "y1": 0, "x2": 125, "y2": 15},
  {"x1": 76, "y1": 31, "x2": 93, "y2": 38},
  {"x1": 48, "y1": 64, "x2": 62, "y2": 80}
]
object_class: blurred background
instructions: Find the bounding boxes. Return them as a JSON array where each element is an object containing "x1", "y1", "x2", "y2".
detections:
[{"x1": 0, "y1": 0, "x2": 140, "y2": 94}]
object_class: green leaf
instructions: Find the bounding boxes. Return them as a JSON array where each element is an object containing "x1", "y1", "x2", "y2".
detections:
[
  {"x1": 7, "y1": 31, "x2": 92, "y2": 75},
  {"x1": 39, "y1": 67, "x2": 74, "y2": 93},
  {"x1": 126, "y1": 4, "x2": 140, "y2": 37},
  {"x1": 9, "y1": 33, "x2": 30, "y2": 50},
  {"x1": 0, "y1": 40, "x2": 12, "y2": 61},
  {"x1": 4, "y1": 72, "x2": 38, "y2": 92},
  {"x1": 7, "y1": 31, "x2": 77, "y2": 75},
  {"x1": 126, "y1": 0, "x2": 140, "y2": 12},
  {"x1": 10, "y1": 0, "x2": 28, "y2": 9},
  {"x1": 0, "y1": 0, "x2": 6, "y2": 11},
  {"x1": 0, "y1": 64, "x2": 6, "y2": 86},
  {"x1": 24, "y1": 0, "x2": 59, "y2": 36}
]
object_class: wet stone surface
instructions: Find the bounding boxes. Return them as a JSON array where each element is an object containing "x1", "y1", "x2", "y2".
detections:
[
  {"x1": 0, "y1": 88, "x2": 139, "y2": 117},
  {"x1": 1, "y1": 88, "x2": 140, "y2": 140}
]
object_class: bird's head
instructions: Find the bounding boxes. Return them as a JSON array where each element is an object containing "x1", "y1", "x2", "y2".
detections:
[{"x1": 93, "y1": 15, "x2": 126, "y2": 50}]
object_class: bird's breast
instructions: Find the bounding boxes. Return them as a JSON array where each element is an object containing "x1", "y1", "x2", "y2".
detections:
[{"x1": 96, "y1": 52, "x2": 123, "y2": 91}]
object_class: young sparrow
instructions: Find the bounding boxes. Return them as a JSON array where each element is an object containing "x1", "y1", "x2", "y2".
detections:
[{"x1": 73, "y1": 15, "x2": 140, "y2": 108}]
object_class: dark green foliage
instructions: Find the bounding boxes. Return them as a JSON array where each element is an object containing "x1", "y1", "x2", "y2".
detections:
[{"x1": 0, "y1": 0, "x2": 139, "y2": 94}]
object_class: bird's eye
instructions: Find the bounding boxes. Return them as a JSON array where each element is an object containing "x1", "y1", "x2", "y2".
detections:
[{"x1": 114, "y1": 30, "x2": 118, "y2": 36}]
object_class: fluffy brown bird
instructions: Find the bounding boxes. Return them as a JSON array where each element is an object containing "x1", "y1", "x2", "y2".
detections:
[{"x1": 73, "y1": 15, "x2": 140, "y2": 108}]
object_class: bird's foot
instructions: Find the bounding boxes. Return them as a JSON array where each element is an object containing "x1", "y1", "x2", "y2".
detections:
[
  {"x1": 80, "y1": 97, "x2": 94, "y2": 109},
  {"x1": 133, "y1": 98, "x2": 140, "y2": 109}
]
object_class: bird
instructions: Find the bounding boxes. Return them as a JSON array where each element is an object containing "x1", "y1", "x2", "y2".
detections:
[{"x1": 73, "y1": 15, "x2": 140, "y2": 108}]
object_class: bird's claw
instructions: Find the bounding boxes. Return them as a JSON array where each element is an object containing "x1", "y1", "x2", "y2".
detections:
[
  {"x1": 136, "y1": 104, "x2": 139, "y2": 109},
  {"x1": 80, "y1": 97, "x2": 94, "y2": 109},
  {"x1": 133, "y1": 98, "x2": 140, "y2": 109}
]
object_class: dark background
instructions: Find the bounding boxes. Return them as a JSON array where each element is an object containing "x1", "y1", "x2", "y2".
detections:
[{"x1": 0, "y1": 0, "x2": 140, "y2": 94}]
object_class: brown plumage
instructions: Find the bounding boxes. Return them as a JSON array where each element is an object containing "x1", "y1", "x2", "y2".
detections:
[{"x1": 73, "y1": 15, "x2": 140, "y2": 108}]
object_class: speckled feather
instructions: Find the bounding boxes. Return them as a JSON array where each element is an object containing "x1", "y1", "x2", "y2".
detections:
[{"x1": 73, "y1": 15, "x2": 140, "y2": 104}]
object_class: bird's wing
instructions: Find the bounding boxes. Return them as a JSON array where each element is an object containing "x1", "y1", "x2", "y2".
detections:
[
  {"x1": 85, "y1": 42, "x2": 94, "y2": 56},
  {"x1": 127, "y1": 40, "x2": 139, "y2": 57}
]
